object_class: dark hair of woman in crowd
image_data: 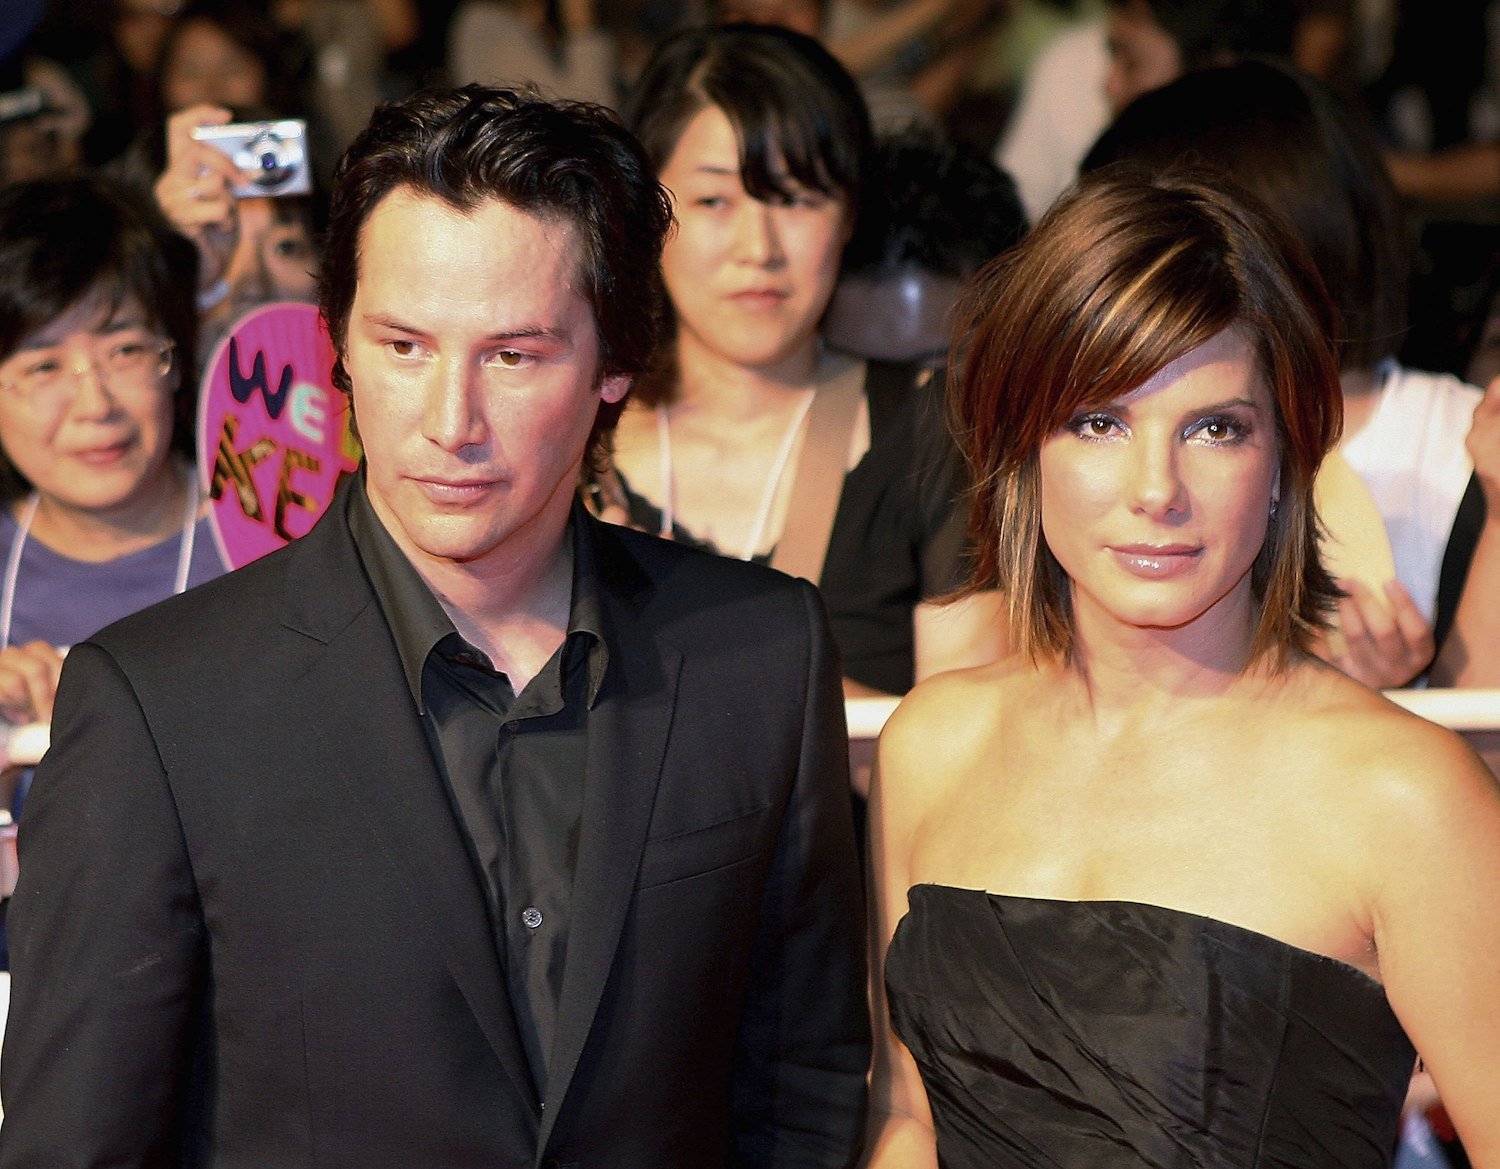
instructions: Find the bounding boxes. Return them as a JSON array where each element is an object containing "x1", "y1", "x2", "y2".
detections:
[
  {"x1": 621, "y1": 21, "x2": 872, "y2": 407},
  {"x1": 0, "y1": 174, "x2": 199, "y2": 500},
  {"x1": 151, "y1": 0, "x2": 308, "y2": 124},
  {"x1": 1084, "y1": 57, "x2": 1405, "y2": 373}
]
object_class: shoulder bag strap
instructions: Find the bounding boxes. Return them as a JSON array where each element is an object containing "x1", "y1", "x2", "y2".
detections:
[{"x1": 771, "y1": 356, "x2": 866, "y2": 584}]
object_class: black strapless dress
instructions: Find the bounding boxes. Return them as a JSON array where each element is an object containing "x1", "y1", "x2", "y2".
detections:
[{"x1": 885, "y1": 884, "x2": 1416, "y2": 1168}]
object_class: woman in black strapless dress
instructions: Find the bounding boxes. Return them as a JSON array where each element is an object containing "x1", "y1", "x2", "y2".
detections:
[{"x1": 862, "y1": 171, "x2": 1500, "y2": 1167}]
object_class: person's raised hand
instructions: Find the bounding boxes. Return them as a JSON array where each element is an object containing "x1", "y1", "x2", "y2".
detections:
[
  {"x1": 1315, "y1": 579, "x2": 1435, "y2": 689},
  {"x1": 154, "y1": 104, "x2": 242, "y2": 294}
]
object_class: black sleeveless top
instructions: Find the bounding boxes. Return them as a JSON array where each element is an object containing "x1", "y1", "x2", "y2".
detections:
[{"x1": 885, "y1": 884, "x2": 1415, "y2": 1168}]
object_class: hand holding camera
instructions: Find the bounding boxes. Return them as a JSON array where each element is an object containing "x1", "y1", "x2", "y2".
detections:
[
  {"x1": 154, "y1": 104, "x2": 245, "y2": 294},
  {"x1": 190, "y1": 118, "x2": 311, "y2": 199},
  {"x1": 155, "y1": 107, "x2": 312, "y2": 299}
]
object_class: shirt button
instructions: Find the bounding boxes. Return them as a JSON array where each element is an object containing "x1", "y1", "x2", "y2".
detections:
[{"x1": 521, "y1": 906, "x2": 543, "y2": 929}]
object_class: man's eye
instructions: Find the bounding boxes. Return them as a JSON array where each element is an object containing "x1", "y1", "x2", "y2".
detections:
[
  {"x1": 388, "y1": 340, "x2": 420, "y2": 358},
  {"x1": 486, "y1": 350, "x2": 527, "y2": 369}
]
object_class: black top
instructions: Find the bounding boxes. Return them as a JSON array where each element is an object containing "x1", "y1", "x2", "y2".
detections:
[
  {"x1": 348, "y1": 478, "x2": 607, "y2": 1090},
  {"x1": 886, "y1": 884, "x2": 1415, "y2": 1168},
  {"x1": 618, "y1": 358, "x2": 967, "y2": 695}
]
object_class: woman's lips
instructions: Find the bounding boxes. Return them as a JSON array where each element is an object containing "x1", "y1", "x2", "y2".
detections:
[
  {"x1": 1109, "y1": 544, "x2": 1203, "y2": 577},
  {"x1": 729, "y1": 289, "x2": 789, "y2": 311},
  {"x1": 71, "y1": 441, "x2": 132, "y2": 467}
]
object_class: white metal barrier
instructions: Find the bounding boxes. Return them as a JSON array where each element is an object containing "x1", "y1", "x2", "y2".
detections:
[{"x1": 852, "y1": 687, "x2": 1500, "y2": 774}]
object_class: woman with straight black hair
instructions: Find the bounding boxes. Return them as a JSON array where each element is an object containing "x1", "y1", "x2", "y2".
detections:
[
  {"x1": 0, "y1": 175, "x2": 227, "y2": 737},
  {"x1": 602, "y1": 23, "x2": 1003, "y2": 714},
  {"x1": 0, "y1": 177, "x2": 228, "y2": 958}
]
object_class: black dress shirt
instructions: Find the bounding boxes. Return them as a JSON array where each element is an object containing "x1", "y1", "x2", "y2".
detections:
[{"x1": 348, "y1": 478, "x2": 607, "y2": 1093}]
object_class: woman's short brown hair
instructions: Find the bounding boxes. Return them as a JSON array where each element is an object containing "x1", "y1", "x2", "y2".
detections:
[{"x1": 951, "y1": 168, "x2": 1342, "y2": 667}]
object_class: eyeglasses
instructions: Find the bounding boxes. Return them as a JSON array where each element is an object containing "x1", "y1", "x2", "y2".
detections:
[{"x1": 0, "y1": 336, "x2": 176, "y2": 407}]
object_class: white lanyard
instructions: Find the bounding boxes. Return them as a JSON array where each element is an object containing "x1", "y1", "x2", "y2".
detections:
[
  {"x1": 654, "y1": 390, "x2": 815, "y2": 561},
  {"x1": 0, "y1": 474, "x2": 201, "y2": 652}
]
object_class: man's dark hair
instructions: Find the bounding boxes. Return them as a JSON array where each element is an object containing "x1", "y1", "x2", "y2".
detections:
[
  {"x1": 318, "y1": 84, "x2": 674, "y2": 462},
  {"x1": 0, "y1": 174, "x2": 200, "y2": 499}
]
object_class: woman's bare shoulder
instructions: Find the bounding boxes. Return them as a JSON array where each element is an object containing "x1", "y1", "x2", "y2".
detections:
[
  {"x1": 885, "y1": 653, "x2": 1035, "y2": 739},
  {"x1": 877, "y1": 655, "x2": 1040, "y2": 805},
  {"x1": 1272, "y1": 661, "x2": 1498, "y2": 829}
]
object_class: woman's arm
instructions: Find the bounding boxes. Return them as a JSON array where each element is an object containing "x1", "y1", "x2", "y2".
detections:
[
  {"x1": 1430, "y1": 378, "x2": 1500, "y2": 686},
  {"x1": 1365, "y1": 719, "x2": 1500, "y2": 1162},
  {"x1": 153, "y1": 104, "x2": 244, "y2": 300},
  {"x1": 913, "y1": 590, "x2": 1009, "y2": 683},
  {"x1": 861, "y1": 700, "x2": 940, "y2": 1168}
]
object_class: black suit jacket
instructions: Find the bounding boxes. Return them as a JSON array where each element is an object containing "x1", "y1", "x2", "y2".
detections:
[{"x1": 0, "y1": 487, "x2": 869, "y2": 1169}]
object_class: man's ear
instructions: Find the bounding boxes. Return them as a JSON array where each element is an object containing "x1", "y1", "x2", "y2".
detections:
[{"x1": 599, "y1": 373, "x2": 632, "y2": 405}]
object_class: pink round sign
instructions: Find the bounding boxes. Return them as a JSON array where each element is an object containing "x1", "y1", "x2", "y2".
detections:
[{"x1": 197, "y1": 302, "x2": 362, "y2": 569}]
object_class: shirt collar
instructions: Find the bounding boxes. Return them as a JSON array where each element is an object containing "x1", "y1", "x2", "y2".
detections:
[{"x1": 347, "y1": 474, "x2": 608, "y2": 712}]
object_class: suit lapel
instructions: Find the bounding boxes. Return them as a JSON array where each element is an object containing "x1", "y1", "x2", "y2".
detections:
[
  {"x1": 280, "y1": 490, "x2": 541, "y2": 1113},
  {"x1": 538, "y1": 522, "x2": 682, "y2": 1151}
]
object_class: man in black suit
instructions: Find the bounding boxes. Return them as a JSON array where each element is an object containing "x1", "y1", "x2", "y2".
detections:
[{"x1": 0, "y1": 86, "x2": 868, "y2": 1168}]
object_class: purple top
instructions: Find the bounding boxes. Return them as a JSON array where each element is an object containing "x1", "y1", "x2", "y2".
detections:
[{"x1": 0, "y1": 507, "x2": 228, "y2": 650}]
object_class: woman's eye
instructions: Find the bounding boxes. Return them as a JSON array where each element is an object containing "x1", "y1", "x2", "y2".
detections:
[
  {"x1": 1069, "y1": 413, "x2": 1120, "y2": 439},
  {"x1": 695, "y1": 195, "x2": 728, "y2": 209},
  {"x1": 1191, "y1": 416, "x2": 1248, "y2": 445}
]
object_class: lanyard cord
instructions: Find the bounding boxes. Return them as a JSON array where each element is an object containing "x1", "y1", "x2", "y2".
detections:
[
  {"x1": 0, "y1": 470, "x2": 201, "y2": 652},
  {"x1": 654, "y1": 389, "x2": 816, "y2": 561}
]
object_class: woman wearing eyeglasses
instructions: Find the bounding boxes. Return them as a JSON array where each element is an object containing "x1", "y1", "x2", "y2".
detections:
[{"x1": 0, "y1": 176, "x2": 227, "y2": 781}]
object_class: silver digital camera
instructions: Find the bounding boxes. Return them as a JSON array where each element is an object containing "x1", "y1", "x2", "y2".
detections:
[{"x1": 191, "y1": 118, "x2": 311, "y2": 198}]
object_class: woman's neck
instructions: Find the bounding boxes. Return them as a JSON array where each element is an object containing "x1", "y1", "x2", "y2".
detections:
[
  {"x1": 672, "y1": 331, "x2": 825, "y2": 419},
  {"x1": 23, "y1": 457, "x2": 192, "y2": 564},
  {"x1": 1061, "y1": 584, "x2": 1265, "y2": 724}
]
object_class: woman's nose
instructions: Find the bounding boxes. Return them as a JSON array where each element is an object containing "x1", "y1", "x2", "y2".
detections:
[
  {"x1": 733, "y1": 200, "x2": 784, "y2": 267},
  {"x1": 1126, "y1": 439, "x2": 1186, "y2": 519}
]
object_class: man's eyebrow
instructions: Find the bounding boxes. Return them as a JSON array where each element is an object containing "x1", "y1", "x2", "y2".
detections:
[{"x1": 358, "y1": 312, "x2": 571, "y2": 344}]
